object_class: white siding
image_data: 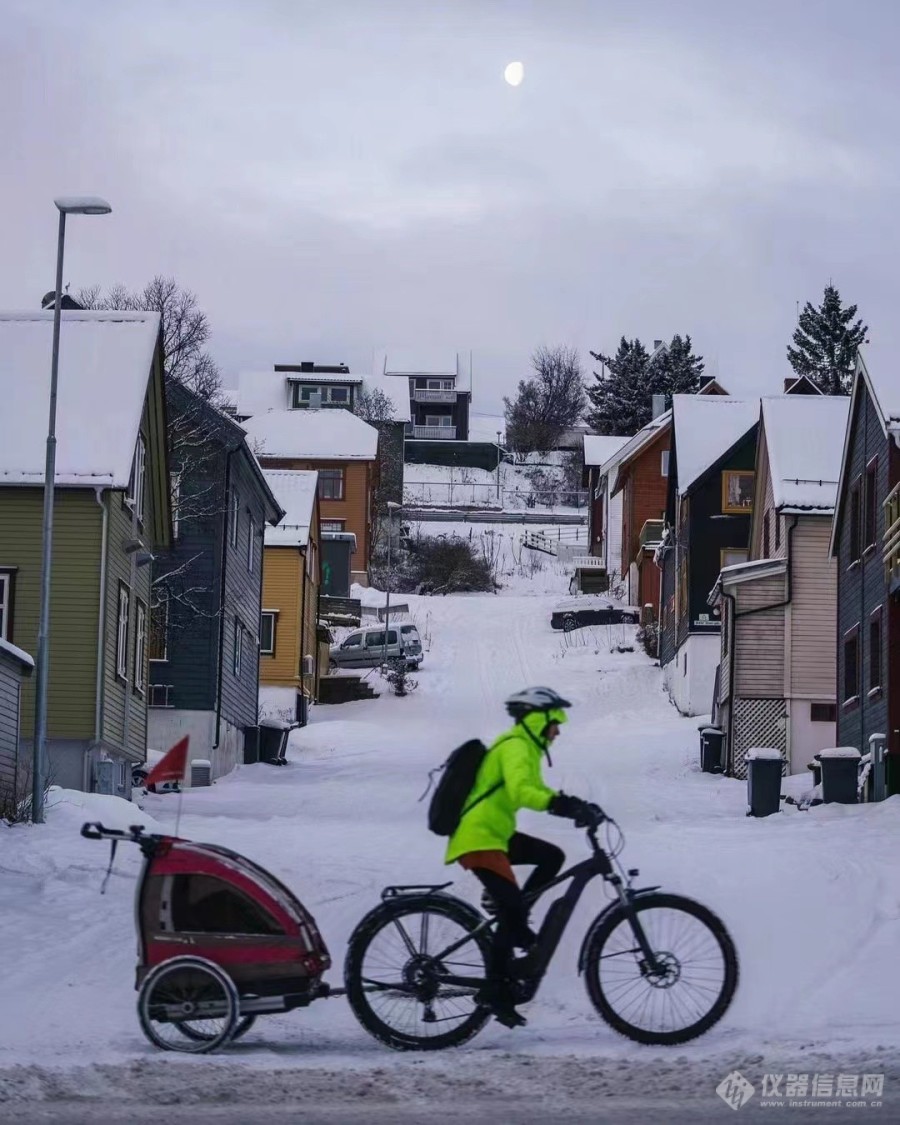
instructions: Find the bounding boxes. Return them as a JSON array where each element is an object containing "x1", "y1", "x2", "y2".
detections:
[
  {"x1": 789, "y1": 517, "x2": 837, "y2": 698},
  {"x1": 732, "y1": 572, "x2": 786, "y2": 696}
]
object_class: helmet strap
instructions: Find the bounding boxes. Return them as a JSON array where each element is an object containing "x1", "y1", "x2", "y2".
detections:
[{"x1": 516, "y1": 713, "x2": 553, "y2": 766}]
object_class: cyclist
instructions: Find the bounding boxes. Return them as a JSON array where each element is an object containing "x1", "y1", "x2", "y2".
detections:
[{"x1": 445, "y1": 686, "x2": 601, "y2": 1027}]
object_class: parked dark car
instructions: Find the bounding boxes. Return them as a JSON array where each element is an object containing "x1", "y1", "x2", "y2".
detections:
[{"x1": 550, "y1": 597, "x2": 641, "y2": 631}]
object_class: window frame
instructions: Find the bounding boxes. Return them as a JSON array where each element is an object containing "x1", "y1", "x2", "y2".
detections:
[
  {"x1": 864, "y1": 457, "x2": 878, "y2": 552},
  {"x1": 775, "y1": 512, "x2": 781, "y2": 552},
  {"x1": 0, "y1": 569, "x2": 14, "y2": 642},
  {"x1": 116, "y1": 583, "x2": 131, "y2": 683},
  {"x1": 133, "y1": 600, "x2": 147, "y2": 696},
  {"x1": 868, "y1": 605, "x2": 882, "y2": 697},
  {"x1": 763, "y1": 510, "x2": 770, "y2": 558},
  {"x1": 720, "y1": 548, "x2": 749, "y2": 570},
  {"x1": 318, "y1": 469, "x2": 344, "y2": 501},
  {"x1": 230, "y1": 490, "x2": 240, "y2": 548},
  {"x1": 810, "y1": 702, "x2": 837, "y2": 723},
  {"x1": 260, "y1": 611, "x2": 277, "y2": 656},
  {"x1": 247, "y1": 513, "x2": 256, "y2": 573},
  {"x1": 848, "y1": 478, "x2": 861, "y2": 565},
  {"x1": 170, "y1": 472, "x2": 182, "y2": 540},
  {"x1": 320, "y1": 519, "x2": 346, "y2": 533},
  {"x1": 721, "y1": 470, "x2": 755, "y2": 515},
  {"x1": 842, "y1": 624, "x2": 860, "y2": 709},
  {"x1": 660, "y1": 450, "x2": 670, "y2": 477},
  {"x1": 130, "y1": 434, "x2": 147, "y2": 525},
  {"x1": 234, "y1": 618, "x2": 245, "y2": 677}
]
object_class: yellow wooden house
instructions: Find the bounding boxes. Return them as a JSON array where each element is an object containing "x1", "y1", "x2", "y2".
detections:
[{"x1": 258, "y1": 470, "x2": 321, "y2": 725}]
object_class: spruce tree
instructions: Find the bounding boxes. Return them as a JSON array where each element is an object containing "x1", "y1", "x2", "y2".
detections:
[
  {"x1": 650, "y1": 334, "x2": 704, "y2": 400},
  {"x1": 585, "y1": 338, "x2": 652, "y2": 436},
  {"x1": 787, "y1": 284, "x2": 868, "y2": 396}
]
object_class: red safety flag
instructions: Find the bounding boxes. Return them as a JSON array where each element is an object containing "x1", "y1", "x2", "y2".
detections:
[{"x1": 145, "y1": 736, "x2": 189, "y2": 788}]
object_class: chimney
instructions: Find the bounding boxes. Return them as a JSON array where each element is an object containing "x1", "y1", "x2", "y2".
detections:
[
  {"x1": 653, "y1": 339, "x2": 663, "y2": 350},
  {"x1": 651, "y1": 394, "x2": 666, "y2": 419},
  {"x1": 698, "y1": 375, "x2": 714, "y2": 390},
  {"x1": 784, "y1": 377, "x2": 795, "y2": 392}
]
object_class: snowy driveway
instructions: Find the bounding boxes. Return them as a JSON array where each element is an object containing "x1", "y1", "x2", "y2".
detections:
[{"x1": 1, "y1": 588, "x2": 898, "y2": 1118}]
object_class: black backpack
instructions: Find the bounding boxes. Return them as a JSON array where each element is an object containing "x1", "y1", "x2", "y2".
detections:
[{"x1": 423, "y1": 739, "x2": 503, "y2": 837}]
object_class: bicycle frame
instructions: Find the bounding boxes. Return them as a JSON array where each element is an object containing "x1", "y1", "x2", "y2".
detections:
[{"x1": 383, "y1": 825, "x2": 664, "y2": 997}]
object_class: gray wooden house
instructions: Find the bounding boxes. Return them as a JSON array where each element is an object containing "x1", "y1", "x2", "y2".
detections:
[{"x1": 0, "y1": 638, "x2": 34, "y2": 810}]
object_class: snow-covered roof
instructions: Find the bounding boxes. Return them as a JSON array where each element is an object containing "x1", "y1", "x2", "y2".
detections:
[
  {"x1": 284, "y1": 372, "x2": 362, "y2": 385},
  {"x1": 672, "y1": 395, "x2": 759, "y2": 494},
  {"x1": 262, "y1": 470, "x2": 318, "y2": 547},
  {"x1": 0, "y1": 310, "x2": 159, "y2": 487},
  {"x1": 0, "y1": 635, "x2": 34, "y2": 670},
  {"x1": 583, "y1": 434, "x2": 629, "y2": 469},
  {"x1": 609, "y1": 412, "x2": 672, "y2": 495},
  {"x1": 241, "y1": 408, "x2": 379, "y2": 461},
  {"x1": 762, "y1": 395, "x2": 849, "y2": 512},
  {"x1": 360, "y1": 374, "x2": 412, "y2": 423},
  {"x1": 374, "y1": 348, "x2": 472, "y2": 392},
  {"x1": 858, "y1": 347, "x2": 900, "y2": 430}
]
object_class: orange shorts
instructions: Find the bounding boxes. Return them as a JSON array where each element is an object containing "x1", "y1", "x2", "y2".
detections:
[{"x1": 458, "y1": 851, "x2": 517, "y2": 885}]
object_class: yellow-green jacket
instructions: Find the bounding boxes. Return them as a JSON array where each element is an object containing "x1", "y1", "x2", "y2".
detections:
[{"x1": 445, "y1": 713, "x2": 559, "y2": 863}]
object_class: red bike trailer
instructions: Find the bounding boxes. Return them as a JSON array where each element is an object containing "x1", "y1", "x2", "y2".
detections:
[{"x1": 82, "y1": 822, "x2": 340, "y2": 1053}]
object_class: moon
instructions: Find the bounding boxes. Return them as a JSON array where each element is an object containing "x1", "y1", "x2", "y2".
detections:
[{"x1": 504, "y1": 61, "x2": 524, "y2": 87}]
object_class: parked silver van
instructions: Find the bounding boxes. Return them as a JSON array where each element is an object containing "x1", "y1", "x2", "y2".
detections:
[{"x1": 329, "y1": 624, "x2": 423, "y2": 670}]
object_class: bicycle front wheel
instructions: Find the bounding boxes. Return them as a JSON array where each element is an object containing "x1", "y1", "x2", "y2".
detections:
[
  {"x1": 584, "y1": 893, "x2": 738, "y2": 1046},
  {"x1": 344, "y1": 895, "x2": 493, "y2": 1051}
]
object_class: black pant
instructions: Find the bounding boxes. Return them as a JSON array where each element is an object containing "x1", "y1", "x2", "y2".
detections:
[{"x1": 470, "y1": 833, "x2": 565, "y2": 970}]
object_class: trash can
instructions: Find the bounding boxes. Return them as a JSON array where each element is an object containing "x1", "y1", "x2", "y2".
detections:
[
  {"x1": 807, "y1": 756, "x2": 822, "y2": 788},
  {"x1": 243, "y1": 725, "x2": 260, "y2": 765},
  {"x1": 746, "y1": 748, "x2": 783, "y2": 817},
  {"x1": 819, "y1": 747, "x2": 861, "y2": 804},
  {"x1": 258, "y1": 720, "x2": 290, "y2": 765},
  {"x1": 700, "y1": 727, "x2": 724, "y2": 774}
]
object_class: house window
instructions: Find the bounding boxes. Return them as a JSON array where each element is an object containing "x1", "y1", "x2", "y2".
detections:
[
  {"x1": 763, "y1": 511, "x2": 770, "y2": 557},
  {"x1": 842, "y1": 626, "x2": 859, "y2": 706},
  {"x1": 0, "y1": 570, "x2": 13, "y2": 641},
  {"x1": 318, "y1": 469, "x2": 344, "y2": 500},
  {"x1": 425, "y1": 415, "x2": 453, "y2": 428},
  {"x1": 233, "y1": 618, "x2": 243, "y2": 677},
  {"x1": 661, "y1": 450, "x2": 670, "y2": 477},
  {"x1": 722, "y1": 603, "x2": 730, "y2": 658},
  {"x1": 231, "y1": 490, "x2": 240, "y2": 547},
  {"x1": 677, "y1": 559, "x2": 688, "y2": 621},
  {"x1": 116, "y1": 584, "x2": 130, "y2": 682},
  {"x1": 810, "y1": 702, "x2": 837, "y2": 723},
  {"x1": 149, "y1": 600, "x2": 168, "y2": 662},
  {"x1": 129, "y1": 435, "x2": 147, "y2": 524},
  {"x1": 869, "y1": 607, "x2": 882, "y2": 695},
  {"x1": 721, "y1": 471, "x2": 754, "y2": 514},
  {"x1": 134, "y1": 601, "x2": 147, "y2": 695},
  {"x1": 171, "y1": 473, "x2": 181, "y2": 539},
  {"x1": 247, "y1": 515, "x2": 256, "y2": 572},
  {"x1": 775, "y1": 514, "x2": 781, "y2": 551},
  {"x1": 328, "y1": 386, "x2": 349, "y2": 404},
  {"x1": 321, "y1": 519, "x2": 345, "y2": 533},
  {"x1": 260, "y1": 611, "x2": 277, "y2": 656},
  {"x1": 426, "y1": 379, "x2": 454, "y2": 390},
  {"x1": 864, "y1": 459, "x2": 878, "y2": 550},
  {"x1": 849, "y1": 481, "x2": 861, "y2": 563},
  {"x1": 720, "y1": 548, "x2": 748, "y2": 570}
]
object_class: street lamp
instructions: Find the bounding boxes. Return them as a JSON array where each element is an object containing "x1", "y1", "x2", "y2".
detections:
[
  {"x1": 382, "y1": 501, "x2": 402, "y2": 665},
  {"x1": 32, "y1": 196, "x2": 112, "y2": 823},
  {"x1": 496, "y1": 430, "x2": 503, "y2": 502}
]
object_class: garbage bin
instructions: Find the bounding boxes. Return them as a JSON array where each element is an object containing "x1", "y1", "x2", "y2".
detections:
[
  {"x1": 819, "y1": 747, "x2": 861, "y2": 804},
  {"x1": 258, "y1": 720, "x2": 290, "y2": 765},
  {"x1": 807, "y1": 756, "x2": 822, "y2": 788},
  {"x1": 700, "y1": 727, "x2": 724, "y2": 774},
  {"x1": 243, "y1": 725, "x2": 260, "y2": 765},
  {"x1": 746, "y1": 748, "x2": 783, "y2": 817}
]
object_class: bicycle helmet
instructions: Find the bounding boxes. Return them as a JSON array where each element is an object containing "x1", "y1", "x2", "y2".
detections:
[{"x1": 504, "y1": 686, "x2": 572, "y2": 721}]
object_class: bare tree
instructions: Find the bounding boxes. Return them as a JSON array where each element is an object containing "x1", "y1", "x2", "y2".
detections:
[
  {"x1": 355, "y1": 386, "x2": 403, "y2": 558},
  {"x1": 504, "y1": 345, "x2": 586, "y2": 455}
]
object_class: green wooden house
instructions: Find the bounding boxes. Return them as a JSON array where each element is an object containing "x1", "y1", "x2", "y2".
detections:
[{"x1": 0, "y1": 310, "x2": 170, "y2": 798}]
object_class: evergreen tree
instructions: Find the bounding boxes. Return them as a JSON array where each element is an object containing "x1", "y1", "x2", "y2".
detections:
[
  {"x1": 585, "y1": 337, "x2": 652, "y2": 436},
  {"x1": 650, "y1": 334, "x2": 704, "y2": 400},
  {"x1": 787, "y1": 284, "x2": 868, "y2": 396}
]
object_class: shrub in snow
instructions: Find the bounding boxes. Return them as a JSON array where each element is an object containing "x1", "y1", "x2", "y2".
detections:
[
  {"x1": 381, "y1": 658, "x2": 418, "y2": 697},
  {"x1": 636, "y1": 620, "x2": 659, "y2": 659}
]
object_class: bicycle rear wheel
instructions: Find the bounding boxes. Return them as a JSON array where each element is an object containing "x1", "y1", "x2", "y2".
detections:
[
  {"x1": 344, "y1": 895, "x2": 493, "y2": 1051},
  {"x1": 584, "y1": 893, "x2": 738, "y2": 1046}
]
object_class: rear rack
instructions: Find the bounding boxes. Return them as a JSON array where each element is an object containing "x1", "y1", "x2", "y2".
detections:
[{"x1": 381, "y1": 882, "x2": 452, "y2": 901}]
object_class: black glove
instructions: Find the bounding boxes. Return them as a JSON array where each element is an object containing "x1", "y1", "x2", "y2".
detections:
[{"x1": 548, "y1": 793, "x2": 605, "y2": 827}]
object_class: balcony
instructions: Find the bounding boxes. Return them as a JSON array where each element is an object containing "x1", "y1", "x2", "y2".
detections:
[
  {"x1": 412, "y1": 425, "x2": 457, "y2": 440},
  {"x1": 884, "y1": 483, "x2": 900, "y2": 592},
  {"x1": 639, "y1": 519, "x2": 665, "y2": 549},
  {"x1": 412, "y1": 388, "x2": 457, "y2": 403}
]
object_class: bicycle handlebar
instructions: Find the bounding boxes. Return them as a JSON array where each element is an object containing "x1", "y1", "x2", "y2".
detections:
[{"x1": 80, "y1": 822, "x2": 151, "y2": 842}]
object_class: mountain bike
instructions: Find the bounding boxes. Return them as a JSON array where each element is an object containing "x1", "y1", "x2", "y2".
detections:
[{"x1": 343, "y1": 812, "x2": 739, "y2": 1051}]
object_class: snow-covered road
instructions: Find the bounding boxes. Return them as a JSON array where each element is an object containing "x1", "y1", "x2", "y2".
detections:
[{"x1": 1, "y1": 584, "x2": 898, "y2": 1118}]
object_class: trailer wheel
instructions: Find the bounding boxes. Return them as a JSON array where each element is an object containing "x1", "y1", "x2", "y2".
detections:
[{"x1": 138, "y1": 957, "x2": 239, "y2": 1053}]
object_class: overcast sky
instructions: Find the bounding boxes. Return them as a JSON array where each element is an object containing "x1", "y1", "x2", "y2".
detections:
[{"x1": 2, "y1": 0, "x2": 896, "y2": 412}]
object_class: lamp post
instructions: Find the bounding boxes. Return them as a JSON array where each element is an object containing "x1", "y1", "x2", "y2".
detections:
[
  {"x1": 382, "y1": 501, "x2": 402, "y2": 665},
  {"x1": 32, "y1": 196, "x2": 112, "y2": 823},
  {"x1": 496, "y1": 430, "x2": 502, "y2": 502}
]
